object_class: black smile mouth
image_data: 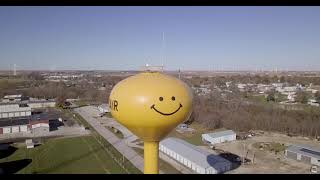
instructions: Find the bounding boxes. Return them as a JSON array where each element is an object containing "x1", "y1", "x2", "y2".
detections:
[{"x1": 150, "y1": 104, "x2": 183, "y2": 116}]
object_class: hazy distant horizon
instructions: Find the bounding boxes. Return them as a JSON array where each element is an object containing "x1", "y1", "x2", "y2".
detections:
[
  {"x1": 1, "y1": 6, "x2": 320, "y2": 71},
  {"x1": 1, "y1": 68, "x2": 320, "y2": 72}
]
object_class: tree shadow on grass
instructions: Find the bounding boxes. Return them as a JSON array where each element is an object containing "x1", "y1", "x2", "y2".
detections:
[
  {"x1": 0, "y1": 159, "x2": 32, "y2": 174},
  {"x1": 0, "y1": 144, "x2": 17, "y2": 159}
]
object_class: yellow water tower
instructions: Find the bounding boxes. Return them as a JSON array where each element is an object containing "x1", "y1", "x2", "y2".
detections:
[{"x1": 109, "y1": 67, "x2": 193, "y2": 174}]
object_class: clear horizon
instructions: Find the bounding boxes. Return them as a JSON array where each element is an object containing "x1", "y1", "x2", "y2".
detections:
[{"x1": 1, "y1": 6, "x2": 320, "y2": 71}]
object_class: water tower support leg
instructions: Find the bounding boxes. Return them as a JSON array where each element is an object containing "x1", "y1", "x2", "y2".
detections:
[{"x1": 144, "y1": 141, "x2": 159, "y2": 174}]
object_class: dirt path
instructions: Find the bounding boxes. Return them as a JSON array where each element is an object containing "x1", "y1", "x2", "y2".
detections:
[{"x1": 211, "y1": 132, "x2": 319, "y2": 174}]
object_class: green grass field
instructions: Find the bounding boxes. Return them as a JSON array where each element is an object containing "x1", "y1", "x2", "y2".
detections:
[
  {"x1": 0, "y1": 136, "x2": 130, "y2": 174},
  {"x1": 62, "y1": 108, "x2": 141, "y2": 174}
]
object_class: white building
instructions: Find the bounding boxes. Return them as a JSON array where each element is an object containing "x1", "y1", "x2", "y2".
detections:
[
  {"x1": 237, "y1": 83, "x2": 247, "y2": 91},
  {"x1": 27, "y1": 99, "x2": 56, "y2": 109},
  {"x1": 272, "y1": 83, "x2": 283, "y2": 88},
  {"x1": 202, "y1": 130, "x2": 236, "y2": 145},
  {"x1": 0, "y1": 103, "x2": 32, "y2": 119},
  {"x1": 308, "y1": 99, "x2": 319, "y2": 107},
  {"x1": 306, "y1": 88, "x2": 319, "y2": 94},
  {"x1": 0, "y1": 118, "x2": 30, "y2": 134},
  {"x1": 0, "y1": 98, "x2": 55, "y2": 119},
  {"x1": 98, "y1": 104, "x2": 110, "y2": 114},
  {"x1": 2, "y1": 94, "x2": 22, "y2": 103},
  {"x1": 277, "y1": 86, "x2": 298, "y2": 95},
  {"x1": 225, "y1": 82, "x2": 232, "y2": 88},
  {"x1": 159, "y1": 137, "x2": 233, "y2": 174},
  {"x1": 287, "y1": 93, "x2": 296, "y2": 102},
  {"x1": 257, "y1": 84, "x2": 274, "y2": 94},
  {"x1": 286, "y1": 144, "x2": 320, "y2": 166},
  {"x1": 26, "y1": 139, "x2": 34, "y2": 149}
]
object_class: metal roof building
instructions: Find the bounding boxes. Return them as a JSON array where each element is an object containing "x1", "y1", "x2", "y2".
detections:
[
  {"x1": 285, "y1": 144, "x2": 320, "y2": 166},
  {"x1": 159, "y1": 137, "x2": 232, "y2": 174},
  {"x1": 0, "y1": 117, "x2": 30, "y2": 134},
  {"x1": 0, "y1": 113, "x2": 50, "y2": 135},
  {"x1": 0, "y1": 103, "x2": 32, "y2": 119},
  {"x1": 2, "y1": 94, "x2": 23, "y2": 102},
  {"x1": 0, "y1": 99, "x2": 56, "y2": 108},
  {"x1": 202, "y1": 130, "x2": 236, "y2": 145}
]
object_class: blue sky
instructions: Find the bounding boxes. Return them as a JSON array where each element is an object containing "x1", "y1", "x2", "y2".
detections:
[{"x1": 1, "y1": 6, "x2": 320, "y2": 71}]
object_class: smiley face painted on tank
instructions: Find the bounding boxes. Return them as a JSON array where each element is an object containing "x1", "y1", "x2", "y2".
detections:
[
  {"x1": 109, "y1": 72, "x2": 193, "y2": 141},
  {"x1": 150, "y1": 96, "x2": 183, "y2": 116}
]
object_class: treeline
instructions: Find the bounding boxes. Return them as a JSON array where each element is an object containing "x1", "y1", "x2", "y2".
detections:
[
  {"x1": 183, "y1": 74, "x2": 320, "y2": 87},
  {"x1": 190, "y1": 91, "x2": 320, "y2": 138},
  {"x1": 0, "y1": 74, "x2": 128, "y2": 106}
]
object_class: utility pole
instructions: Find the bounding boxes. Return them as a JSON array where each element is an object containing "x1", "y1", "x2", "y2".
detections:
[
  {"x1": 252, "y1": 151, "x2": 255, "y2": 164},
  {"x1": 13, "y1": 64, "x2": 17, "y2": 76},
  {"x1": 242, "y1": 143, "x2": 246, "y2": 164}
]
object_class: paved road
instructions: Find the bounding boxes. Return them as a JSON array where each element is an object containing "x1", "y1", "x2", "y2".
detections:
[
  {"x1": 74, "y1": 106, "x2": 148, "y2": 173},
  {"x1": 98, "y1": 116, "x2": 142, "y2": 148}
]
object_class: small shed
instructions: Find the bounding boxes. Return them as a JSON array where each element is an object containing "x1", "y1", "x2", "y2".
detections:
[
  {"x1": 98, "y1": 104, "x2": 110, "y2": 113},
  {"x1": 25, "y1": 139, "x2": 34, "y2": 149}
]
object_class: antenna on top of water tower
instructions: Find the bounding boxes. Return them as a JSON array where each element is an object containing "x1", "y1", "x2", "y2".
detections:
[{"x1": 162, "y1": 32, "x2": 165, "y2": 71}]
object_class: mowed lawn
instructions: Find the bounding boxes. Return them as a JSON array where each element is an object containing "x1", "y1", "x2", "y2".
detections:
[{"x1": 0, "y1": 136, "x2": 128, "y2": 174}]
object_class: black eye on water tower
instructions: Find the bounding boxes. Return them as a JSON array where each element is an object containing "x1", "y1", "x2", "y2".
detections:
[
  {"x1": 171, "y1": 96, "x2": 175, "y2": 101},
  {"x1": 159, "y1": 97, "x2": 163, "y2": 101}
]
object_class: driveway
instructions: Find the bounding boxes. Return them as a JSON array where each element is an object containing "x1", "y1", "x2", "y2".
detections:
[{"x1": 74, "y1": 106, "x2": 147, "y2": 173}]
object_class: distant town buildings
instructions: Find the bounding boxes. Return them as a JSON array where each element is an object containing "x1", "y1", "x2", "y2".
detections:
[
  {"x1": 0, "y1": 95, "x2": 56, "y2": 111},
  {"x1": 43, "y1": 73, "x2": 84, "y2": 82},
  {"x1": 0, "y1": 94, "x2": 56, "y2": 136},
  {"x1": 192, "y1": 84, "x2": 211, "y2": 96}
]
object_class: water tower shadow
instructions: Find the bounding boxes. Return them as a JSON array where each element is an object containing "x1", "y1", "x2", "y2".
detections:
[{"x1": 206, "y1": 152, "x2": 242, "y2": 174}]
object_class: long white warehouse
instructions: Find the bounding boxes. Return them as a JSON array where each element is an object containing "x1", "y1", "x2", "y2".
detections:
[{"x1": 159, "y1": 137, "x2": 232, "y2": 174}]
